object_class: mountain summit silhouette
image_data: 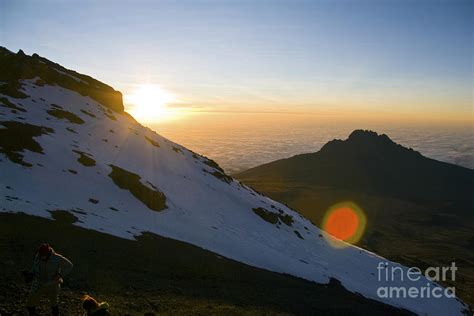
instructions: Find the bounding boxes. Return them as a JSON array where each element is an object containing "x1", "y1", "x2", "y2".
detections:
[{"x1": 239, "y1": 129, "x2": 473, "y2": 205}]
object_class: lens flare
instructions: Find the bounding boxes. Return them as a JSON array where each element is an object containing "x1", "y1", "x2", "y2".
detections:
[{"x1": 322, "y1": 202, "x2": 366, "y2": 248}]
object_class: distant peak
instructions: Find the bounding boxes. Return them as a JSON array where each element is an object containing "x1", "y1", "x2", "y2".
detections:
[
  {"x1": 319, "y1": 129, "x2": 421, "y2": 158},
  {"x1": 347, "y1": 129, "x2": 391, "y2": 143}
]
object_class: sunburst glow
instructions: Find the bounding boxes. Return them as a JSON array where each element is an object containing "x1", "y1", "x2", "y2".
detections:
[{"x1": 125, "y1": 84, "x2": 179, "y2": 123}]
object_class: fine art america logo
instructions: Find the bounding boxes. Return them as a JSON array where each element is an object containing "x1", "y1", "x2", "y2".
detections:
[{"x1": 376, "y1": 261, "x2": 457, "y2": 299}]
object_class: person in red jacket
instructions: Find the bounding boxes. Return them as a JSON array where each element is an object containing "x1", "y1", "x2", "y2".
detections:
[{"x1": 26, "y1": 243, "x2": 73, "y2": 316}]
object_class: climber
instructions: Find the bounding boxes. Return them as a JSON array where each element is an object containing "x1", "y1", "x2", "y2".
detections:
[{"x1": 25, "y1": 243, "x2": 73, "y2": 316}]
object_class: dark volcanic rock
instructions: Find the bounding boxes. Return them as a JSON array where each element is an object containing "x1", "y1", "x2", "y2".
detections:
[{"x1": 0, "y1": 47, "x2": 124, "y2": 112}]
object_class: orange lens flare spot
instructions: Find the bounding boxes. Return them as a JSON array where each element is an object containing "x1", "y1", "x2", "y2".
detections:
[
  {"x1": 322, "y1": 202, "x2": 366, "y2": 247},
  {"x1": 324, "y1": 207, "x2": 359, "y2": 240}
]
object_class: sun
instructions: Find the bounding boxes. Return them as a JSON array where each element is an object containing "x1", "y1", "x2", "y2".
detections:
[{"x1": 124, "y1": 84, "x2": 178, "y2": 123}]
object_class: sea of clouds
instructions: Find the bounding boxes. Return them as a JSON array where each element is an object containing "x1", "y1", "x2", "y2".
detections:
[{"x1": 154, "y1": 114, "x2": 474, "y2": 174}]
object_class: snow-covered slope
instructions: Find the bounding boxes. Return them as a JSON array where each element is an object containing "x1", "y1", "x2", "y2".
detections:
[{"x1": 0, "y1": 48, "x2": 468, "y2": 315}]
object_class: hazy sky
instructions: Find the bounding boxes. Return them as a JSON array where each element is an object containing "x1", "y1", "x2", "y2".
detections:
[{"x1": 1, "y1": 0, "x2": 473, "y2": 121}]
